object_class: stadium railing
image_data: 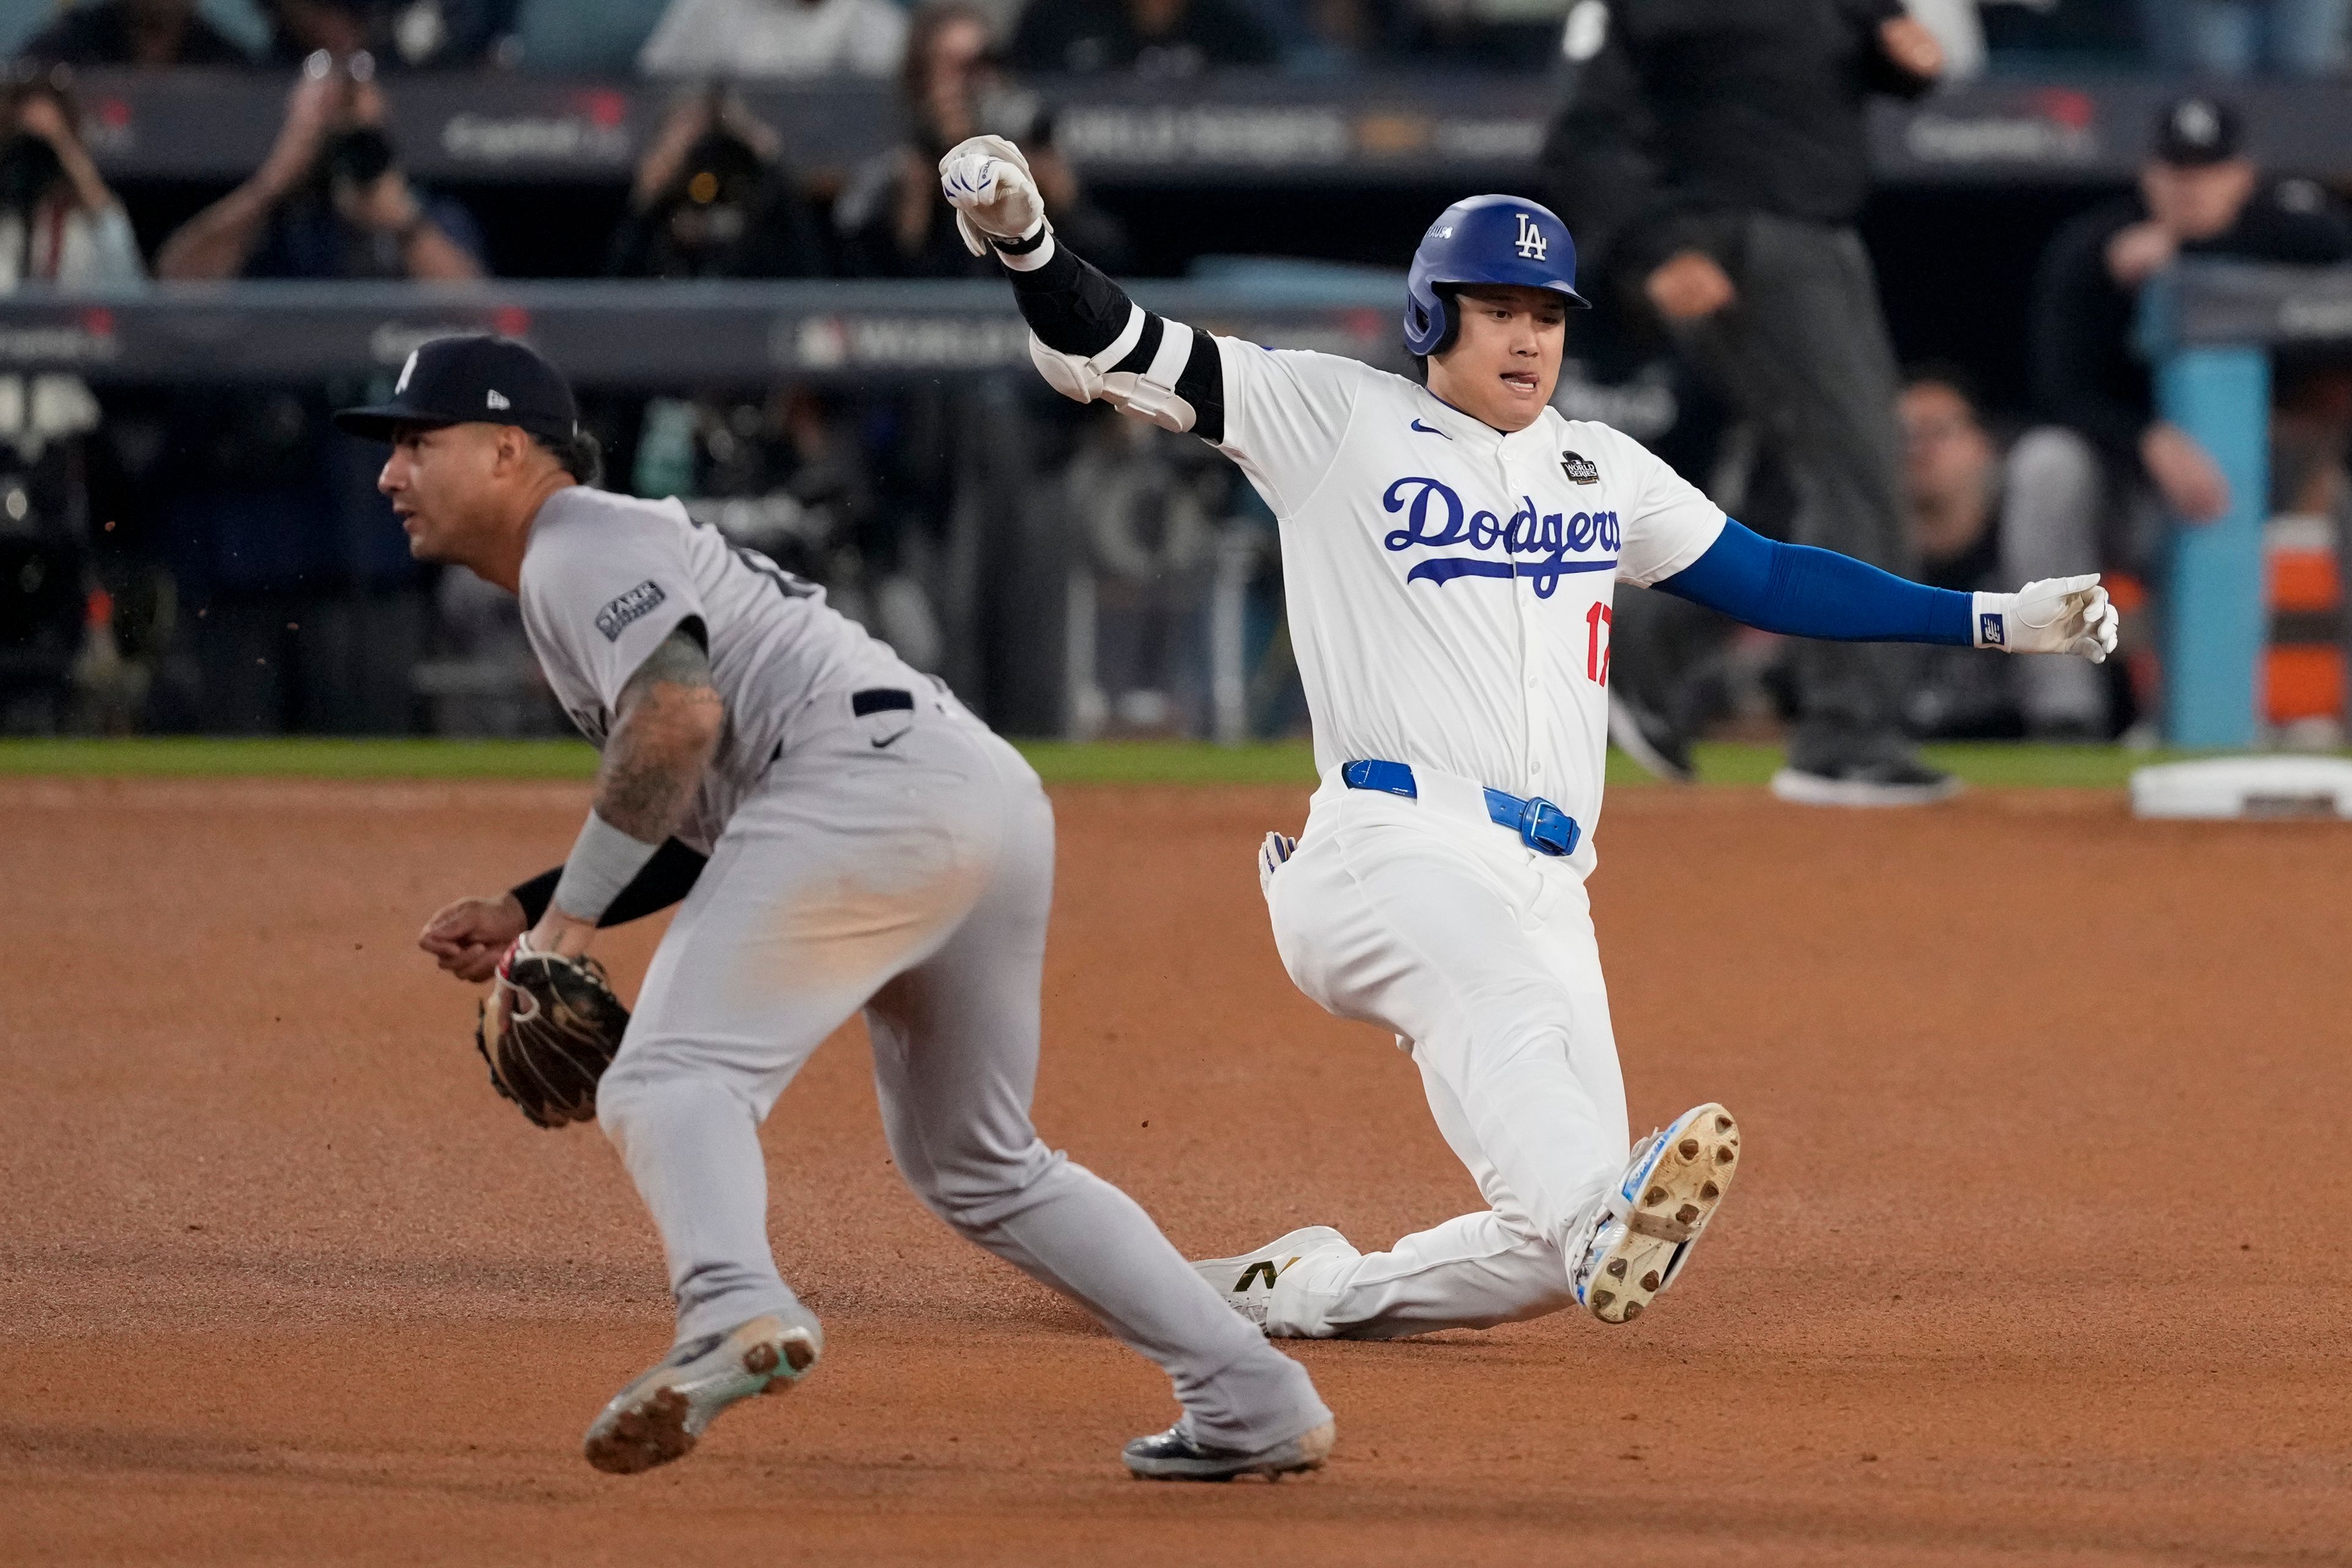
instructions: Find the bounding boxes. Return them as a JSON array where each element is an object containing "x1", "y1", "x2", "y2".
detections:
[
  {"x1": 0, "y1": 277, "x2": 1405, "y2": 383},
  {"x1": 45, "y1": 69, "x2": 2352, "y2": 187}
]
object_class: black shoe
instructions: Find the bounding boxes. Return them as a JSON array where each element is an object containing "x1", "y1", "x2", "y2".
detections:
[
  {"x1": 1121, "y1": 1419, "x2": 1335, "y2": 1482},
  {"x1": 1607, "y1": 693, "x2": 1697, "y2": 783},
  {"x1": 1770, "y1": 755, "x2": 1961, "y2": 807}
]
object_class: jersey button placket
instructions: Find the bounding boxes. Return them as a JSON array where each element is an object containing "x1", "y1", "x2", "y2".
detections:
[{"x1": 1505, "y1": 447, "x2": 1548, "y2": 794}]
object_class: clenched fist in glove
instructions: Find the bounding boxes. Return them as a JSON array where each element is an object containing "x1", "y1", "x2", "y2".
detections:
[
  {"x1": 938, "y1": 134, "x2": 1047, "y2": 257},
  {"x1": 1973, "y1": 575, "x2": 2120, "y2": 662}
]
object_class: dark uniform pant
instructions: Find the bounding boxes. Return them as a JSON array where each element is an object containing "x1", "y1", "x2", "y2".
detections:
[{"x1": 1666, "y1": 210, "x2": 1918, "y2": 769}]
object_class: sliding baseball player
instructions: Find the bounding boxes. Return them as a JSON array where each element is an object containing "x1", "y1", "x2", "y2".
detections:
[{"x1": 943, "y1": 140, "x2": 2114, "y2": 1338}]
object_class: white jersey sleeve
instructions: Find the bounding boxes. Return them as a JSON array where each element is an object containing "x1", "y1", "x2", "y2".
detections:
[
  {"x1": 519, "y1": 503, "x2": 711, "y2": 716},
  {"x1": 1212, "y1": 339, "x2": 1375, "y2": 517},
  {"x1": 1608, "y1": 426, "x2": 1730, "y2": 588}
]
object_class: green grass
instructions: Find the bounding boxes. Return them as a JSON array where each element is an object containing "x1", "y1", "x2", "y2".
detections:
[
  {"x1": 0, "y1": 734, "x2": 2277, "y2": 790},
  {"x1": 0, "y1": 737, "x2": 606, "y2": 779}
]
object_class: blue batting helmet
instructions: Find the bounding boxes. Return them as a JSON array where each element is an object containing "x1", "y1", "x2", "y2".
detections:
[{"x1": 1403, "y1": 194, "x2": 1591, "y2": 358}]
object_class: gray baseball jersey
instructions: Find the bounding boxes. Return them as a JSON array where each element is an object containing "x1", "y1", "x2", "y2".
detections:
[
  {"x1": 521, "y1": 490, "x2": 1329, "y2": 1453},
  {"x1": 516, "y1": 484, "x2": 910, "y2": 851}
]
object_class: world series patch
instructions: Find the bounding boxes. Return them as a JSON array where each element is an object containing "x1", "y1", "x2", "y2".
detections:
[
  {"x1": 595, "y1": 579, "x2": 667, "y2": 642},
  {"x1": 1561, "y1": 451, "x2": 1600, "y2": 484},
  {"x1": 1980, "y1": 611, "x2": 2005, "y2": 646}
]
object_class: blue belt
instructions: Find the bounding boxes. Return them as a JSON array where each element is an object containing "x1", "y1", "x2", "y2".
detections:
[{"x1": 1340, "y1": 758, "x2": 1582, "y2": 858}]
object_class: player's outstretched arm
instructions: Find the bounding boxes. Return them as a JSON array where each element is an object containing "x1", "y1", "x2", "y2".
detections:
[
  {"x1": 1656, "y1": 521, "x2": 2119, "y2": 660},
  {"x1": 939, "y1": 135, "x2": 1229, "y2": 442}
]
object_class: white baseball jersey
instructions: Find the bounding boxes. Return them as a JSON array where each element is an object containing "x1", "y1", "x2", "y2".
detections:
[
  {"x1": 1213, "y1": 342, "x2": 1727, "y2": 872},
  {"x1": 516, "y1": 485, "x2": 910, "y2": 852}
]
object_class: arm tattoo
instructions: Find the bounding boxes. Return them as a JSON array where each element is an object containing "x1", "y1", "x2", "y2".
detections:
[{"x1": 595, "y1": 624, "x2": 723, "y2": 842}]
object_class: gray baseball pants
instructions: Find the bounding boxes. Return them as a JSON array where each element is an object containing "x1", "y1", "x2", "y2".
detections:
[{"x1": 594, "y1": 685, "x2": 1328, "y2": 1452}]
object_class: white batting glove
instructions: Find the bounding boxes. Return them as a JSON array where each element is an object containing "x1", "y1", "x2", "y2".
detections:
[
  {"x1": 1257, "y1": 831, "x2": 1295, "y2": 900},
  {"x1": 937, "y1": 134, "x2": 1047, "y2": 258},
  {"x1": 1972, "y1": 574, "x2": 2119, "y2": 663}
]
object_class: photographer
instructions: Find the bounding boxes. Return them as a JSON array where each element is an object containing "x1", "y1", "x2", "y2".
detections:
[
  {"x1": 0, "y1": 69, "x2": 144, "y2": 731},
  {"x1": 837, "y1": 2, "x2": 1123, "y2": 279},
  {"x1": 0, "y1": 70, "x2": 142, "y2": 292},
  {"x1": 152, "y1": 54, "x2": 483, "y2": 733},
  {"x1": 606, "y1": 89, "x2": 828, "y2": 281},
  {"x1": 155, "y1": 51, "x2": 482, "y2": 282}
]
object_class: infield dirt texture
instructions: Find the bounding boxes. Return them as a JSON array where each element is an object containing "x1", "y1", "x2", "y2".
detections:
[{"x1": 4, "y1": 769, "x2": 2349, "y2": 1566}]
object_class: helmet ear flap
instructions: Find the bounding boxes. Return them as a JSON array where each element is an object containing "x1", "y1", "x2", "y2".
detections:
[{"x1": 1429, "y1": 286, "x2": 1461, "y2": 358}]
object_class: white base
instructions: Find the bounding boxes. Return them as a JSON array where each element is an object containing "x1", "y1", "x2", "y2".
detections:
[{"x1": 2129, "y1": 756, "x2": 2352, "y2": 820}]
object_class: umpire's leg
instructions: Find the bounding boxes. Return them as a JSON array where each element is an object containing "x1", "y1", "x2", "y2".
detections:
[
  {"x1": 1670, "y1": 213, "x2": 1919, "y2": 771},
  {"x1": 864, "y1": 725, "x2": 1330, "y2": 1454}
]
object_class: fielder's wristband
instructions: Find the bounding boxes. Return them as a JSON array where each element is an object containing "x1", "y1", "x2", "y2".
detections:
[{"x1": 550, "y1": 809, "x2": 663, "y2": 925}]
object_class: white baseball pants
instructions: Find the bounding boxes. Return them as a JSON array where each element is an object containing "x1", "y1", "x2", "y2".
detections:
[
  {"x1": 1263, "y1": 768, "x2": 1630, "y2": 1338},
  {"x1": 594, "y1": 685, "x2": 1328, "y2": 1450}
]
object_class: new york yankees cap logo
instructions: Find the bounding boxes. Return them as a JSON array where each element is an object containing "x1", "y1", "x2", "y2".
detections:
[{"x1": 333, "y1": 333, "x2": 581, "y2": 444}]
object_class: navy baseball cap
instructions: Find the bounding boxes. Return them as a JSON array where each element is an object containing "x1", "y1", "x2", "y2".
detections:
[
  {"x1": 2153, "y1": 94, "x2": 2244, "y2": 167},
  {"x1": 334, "y1": 333, "x2": 580, "y2": 443}
]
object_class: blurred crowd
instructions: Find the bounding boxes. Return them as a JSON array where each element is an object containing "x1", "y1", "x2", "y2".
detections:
[
  {"x1": 0, "y1": 0, "x2": 2349, "y2": 748},
  {"x1": 0, "y1": 5, "x2": 1176, "y2": 737},
  {"x1": 2, "y1": 0, "x2": 2351, "y2": 78}
]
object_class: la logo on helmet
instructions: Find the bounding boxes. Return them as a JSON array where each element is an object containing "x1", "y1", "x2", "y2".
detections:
[{"x1": 1513, "y1": 213, "x2": 1548, "y2": 260}]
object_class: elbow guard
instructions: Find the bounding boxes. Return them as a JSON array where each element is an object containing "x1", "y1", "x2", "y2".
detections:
[{"x1": 1028, "y1": 304, "x2": 1200, "y2": 434}]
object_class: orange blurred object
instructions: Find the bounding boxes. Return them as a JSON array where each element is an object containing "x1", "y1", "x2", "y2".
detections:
[{"x1": 2263, "y1": 520, "x2": 2342, "y2": 724}]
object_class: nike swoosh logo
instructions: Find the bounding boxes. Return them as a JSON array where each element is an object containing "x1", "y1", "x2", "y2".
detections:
[
  {"x1": 871, "y1": 728, "x2": 911, "y2": 750},
  {"x1": 1410, "y1": 418, "x2": 1451, "y2": 439}
]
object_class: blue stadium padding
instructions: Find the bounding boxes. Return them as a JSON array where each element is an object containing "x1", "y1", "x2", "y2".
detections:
[
  {"x1": 0, "y1": 0, "x2": 55, "y2": 55},
  {"x1": 198, "y1": 0, "x2": 271, "y2": 55},
  {"x1": 2155, "y1": 345, "x2": 2270, "y2": 748},
  {"x1": 514, "y1": 0, "x2": 671, "y2": 74}
]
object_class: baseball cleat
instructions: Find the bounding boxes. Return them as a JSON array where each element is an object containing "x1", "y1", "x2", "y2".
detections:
[
  {"x1": 1770, "y1": 758, "x2": 1960, "y2": 807},
  {"x1": 1123, "y1": 1419, "x2": 1337, "y2": 1482},
  {"x1": 1607, "y1": 692, "x2": 1697, "y2": 784},
  {"x1": 1570, "y1": 1103, "x2": 1741, "y2": 1325},
  {"x1": 1191, "y1": 1226, "x2": 1354, "y2": 1332},
  {"x1": 582, "y1": 1311, "x2": 822, "y2": 1475}
]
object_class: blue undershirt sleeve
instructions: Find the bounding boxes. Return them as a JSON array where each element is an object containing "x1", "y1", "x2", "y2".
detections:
[{"x1": 1653, "y1": 520, "x2": 1976, "y2": 646}]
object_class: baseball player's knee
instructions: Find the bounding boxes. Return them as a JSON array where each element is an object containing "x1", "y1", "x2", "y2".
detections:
[
  {"x1": 593, "y1": 1058, "x2": 656, "y2": 1129},
  {"x1": 1428, "y1": 1012, "x2": 1599, "y2": 1114},
  {"x1": 899, "y1": 1137, "x2": 1063, "y2": 1232},
  {"x1": 594, "y1": 1052, "x2": 759, "y2": 1141}
]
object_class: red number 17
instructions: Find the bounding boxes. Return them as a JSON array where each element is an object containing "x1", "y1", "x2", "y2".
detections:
[{"x1": 1585, "y1": 601, "x2": 1612, "y2": 685}]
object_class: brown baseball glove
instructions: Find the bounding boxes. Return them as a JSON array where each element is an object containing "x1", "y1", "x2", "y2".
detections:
[{"x1": 474, "y1": 935, "x2": 630, "y2": 1128}]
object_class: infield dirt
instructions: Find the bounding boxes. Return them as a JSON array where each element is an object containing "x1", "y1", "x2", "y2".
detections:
[{"x1": 4, "y1": 777, "x2": 2348, "y2": 1567}]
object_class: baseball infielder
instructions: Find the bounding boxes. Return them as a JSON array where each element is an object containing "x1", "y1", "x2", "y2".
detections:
[
  {"x1": 347, "y1": 333, "x2": 1334, "y2": 1479},
  {"x1": 942, "y1": 141, "x2": 2116, "y2": 1338}
]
